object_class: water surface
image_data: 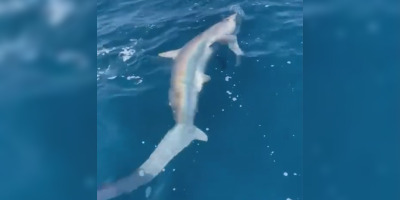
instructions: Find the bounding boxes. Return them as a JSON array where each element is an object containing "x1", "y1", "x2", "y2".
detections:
[{"x1": 97, "y1": 0, "x2": 303, "y2": 199}]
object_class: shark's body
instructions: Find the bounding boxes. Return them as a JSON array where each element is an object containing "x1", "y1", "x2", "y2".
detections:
[{"x1": 97, "y1": 13, "x2": 243, "y2": 200}]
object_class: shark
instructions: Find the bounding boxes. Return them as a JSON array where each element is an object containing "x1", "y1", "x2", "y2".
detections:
[{"x1": 97, "y1": 13, "x2": 244, "y2": 200}]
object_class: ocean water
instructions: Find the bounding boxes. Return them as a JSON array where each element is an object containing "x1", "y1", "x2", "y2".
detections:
[
  {"x1": 0, "y1": 1, "x2": 96, "y2": 200},
  {"x1": 304, "y1": 2, "x2": 400, "y2": 199},
  {"x1": 97, "y1": 0, "x2": 302, "y2": 200}
]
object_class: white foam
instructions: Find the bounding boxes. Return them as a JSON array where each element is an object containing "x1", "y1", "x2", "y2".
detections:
[
  {"x1": 100, "y1": 65, "x2": 111, "y2": 75},
  {"x1": 226, "y1": 90, "x2": 232, "y2": 95},
  {"x1": 286, "y1": 198, "x2": 292, "y2": 200},
  {"x1": 283, "y1": 172, "x2": 288, "y2": 176},
  {"x1": 287, "y1": 61, "x2": 291, "y2": 64},
  {"x1": 107, "y1": 76, "x2": 117, "y2": 80},
  {"x1": 232, "y1": 97, "x2": 237, "y2": 101},
  {"x1": 206, "y1": 128, "x2": 210, "y2": 131},
  {"x1": 141, "y1": 141, "x2": 145, "y2": 144},
  {"x1": 172, "y1": 187, "x2": 176, "y2": 191},
  {"x1": 97, "y1": 47, "x2": 115, "y2": 56},
  {"x1": 119, "y1": 47, "x2": 136, "y2": 62},
  {"x1": 127, "y1": 75, "x2": 141, "y2": 80},
  {"x1": 127, "y1": 75, "x2": 143, "y2": 85},
  {"x1": 225, "y1": 76, "x2": 232, "y2": 82}
]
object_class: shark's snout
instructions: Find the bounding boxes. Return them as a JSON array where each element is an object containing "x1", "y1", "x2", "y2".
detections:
[
  {"x1": 234, "y1": 13, "x2": 242, "y2": 26},
  {"x1": 226, "y1": 13, "x2": 238, "y2": 22},
  {"x1": 227, "y1": 12, "x2": 243, "y2": 27},
  {"x1": 227, "y1": 12, "x2": 242, "y2": 34}
]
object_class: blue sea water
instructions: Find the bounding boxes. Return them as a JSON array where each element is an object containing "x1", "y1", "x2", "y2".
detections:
[
  {"x1": 97, "y1": 0, "x2": 302, "y2": 200},
  {"x1": 0, "y1": 2, "x2": 96, "y2": 200},
  {"x1": 304, "y1": 2, "x2": 400, "y2": 199}
]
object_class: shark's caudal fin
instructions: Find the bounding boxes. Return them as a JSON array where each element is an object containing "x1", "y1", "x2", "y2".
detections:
[{"x1": 97, "y1": 124, "x2": 207, "y2": 200}]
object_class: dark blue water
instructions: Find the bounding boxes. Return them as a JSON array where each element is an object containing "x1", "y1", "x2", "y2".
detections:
[
  {"x1": 304, "y1": 2, "x2": 400, "y2": 199},
  {"x1": 0, "y1": 2, "x2": 96, "y2": 200},
  {"x1": 97, "y1": 0, "x2": 302, "y2": 199}
]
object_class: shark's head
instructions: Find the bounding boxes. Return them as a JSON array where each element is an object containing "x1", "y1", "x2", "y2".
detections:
[{"x1": 219, "y1": 13, "x2": 241, "y2": 35}]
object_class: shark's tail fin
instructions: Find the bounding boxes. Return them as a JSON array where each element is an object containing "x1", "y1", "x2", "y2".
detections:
[{"x1": 97, "y1": 124, "x2": 207, "y2": 200}]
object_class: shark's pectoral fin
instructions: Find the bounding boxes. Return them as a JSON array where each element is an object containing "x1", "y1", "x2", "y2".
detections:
[
  {"x1": 202, "y1": 74, "x2": 211, "y2": 82},
  {"x1": 158, "y1": 48, "x2": 181, "y2": 59},
  {"x1": 215, "y1": 35, "x2": 244, "y2": 66},
  {"x1": 195, "y1": 71, "x2": 211, "y2": 92}
]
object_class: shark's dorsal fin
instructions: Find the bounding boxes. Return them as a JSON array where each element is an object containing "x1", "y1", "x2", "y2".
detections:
[{"x1": 158, "y1": 48, "x2": 181, "y2": 59}]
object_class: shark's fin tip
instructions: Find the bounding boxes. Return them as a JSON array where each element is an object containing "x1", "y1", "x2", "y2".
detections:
[
  {"x1": 194, "y1": 126, "x2": 208, "y2": 142},
  {"x1": 159, "y1": 48, "x2": 181, "y2": 59}
]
